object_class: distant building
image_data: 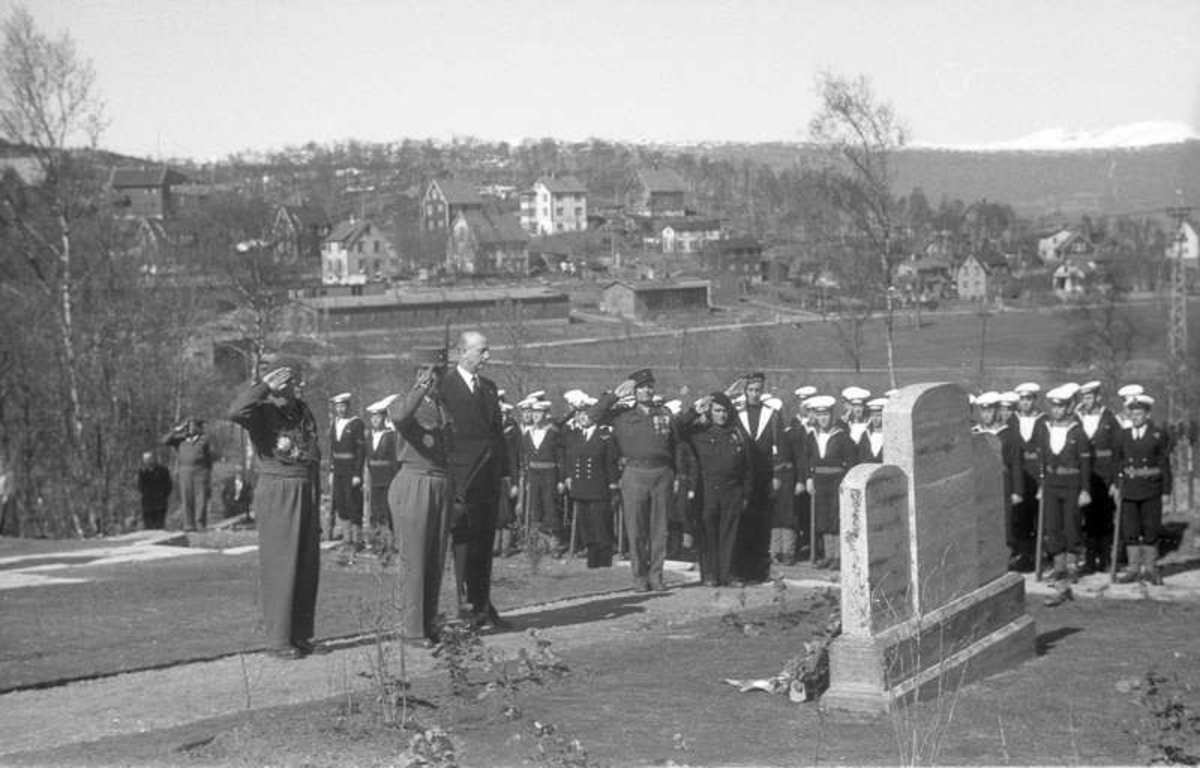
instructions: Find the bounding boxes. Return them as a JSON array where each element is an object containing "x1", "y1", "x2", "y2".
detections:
[
  {"x1": 520, "y1": 176, "x2": 588, "y2": 235},
  {"x1": 110, "y1": 167, "x2": 190, "y2": 220},
  {"x1": 599, "y1": 279, "x2": 711, "y2": 320},
  {"x1": 421, "y1": 179, "x2": 483, "y2": 232},
  {"x1": 626, "y1": 168, "x2": 688, "y2": 217},
  {"x1": 271, "y1": 203, "x2": 331, "y2": 269},
  {"x1": 1036, "y1": 228, "x2": 1074, "y2": 263},
  {"x1": 660, "y1": 217, "x2": 722, "y2": 254},
  {"x1": 447, "y1": 207, "x2": 530, "y2": 274},
  {"x1": 321, "y1": 218, "x2": 400, "y2": 284},
  {"x1": 130, "y1": 217, "x2": 198, "y2": 272},
  {"x1": 700, "y1": 237, "x2": 763, "y2": 278},
  {"x1": 0, "y1": 141, "x2": 44, "y2": 185},
  {"x1": 956, "y1": 250, "x2": 1011, "y2": 300}
]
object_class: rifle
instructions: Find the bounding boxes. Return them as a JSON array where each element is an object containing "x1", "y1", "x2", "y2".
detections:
[
  {"x1": 1034, "y1": 453, "x2": 1046, "y2": 582},
  {"x1": 1109, "y1": 473, "x2": 1123, "y2": 584}
]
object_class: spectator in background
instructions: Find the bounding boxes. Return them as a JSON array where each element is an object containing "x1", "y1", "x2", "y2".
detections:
[
  {"x1": 162, "y1": 418, "x2": 214, "y2": 531},
  {"x1": 222, "y1": 468, "x2": 254, "y2": 522},
  {"x1": 137, "y1": 450, "x2": 173, "y2": 530}
]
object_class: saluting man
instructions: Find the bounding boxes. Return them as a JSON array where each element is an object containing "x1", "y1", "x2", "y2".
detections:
[
  {"x1": 328, "y1": 393, "x2": 367, "y2": 549},
  {"x1": 805, "y1": 395, "x2": 858, "y2": 570},
  {"x1": 1037, "y1": 383, "x2": 1092, "y2": 606},
  {"x1": 1112, "y1": 393, "x2": 1172, "y2": 585},
  {"x1": 594, "y1": 368, "x2": 681, "y2": 593},
  {"x1": 1075, "y1": 380, "x2": 1121, "y2": 574}
]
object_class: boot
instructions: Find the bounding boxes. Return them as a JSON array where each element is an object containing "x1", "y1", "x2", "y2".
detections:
[
  {"x1": 1116, "y1": 545, "x2": 1141, "y2": 583},
  {"x1": 1141, "y1": 545, "x2": 1162, "y2": 586},
  {"x1": 779, "y1": 528, "x2": 797, "y2": 566}
]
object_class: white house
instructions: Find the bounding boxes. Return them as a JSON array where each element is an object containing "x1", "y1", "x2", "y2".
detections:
[{"x1": 526, "y1": 176, "x2": 588, "y2": 235}]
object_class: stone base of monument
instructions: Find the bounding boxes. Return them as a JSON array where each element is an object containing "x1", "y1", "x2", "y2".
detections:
[{"x1": 822, "y1": 572, "x2": 1036, "y2": 715}]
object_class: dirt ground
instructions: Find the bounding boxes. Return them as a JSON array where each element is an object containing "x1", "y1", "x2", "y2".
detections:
[{"x1": 4, "y1": 577, "x2": 1198, "y2": 767}]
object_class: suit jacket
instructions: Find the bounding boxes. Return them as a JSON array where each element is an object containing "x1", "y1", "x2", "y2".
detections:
[{"x1": 439, "y1": 368, "x2": 509, "y2": 498}]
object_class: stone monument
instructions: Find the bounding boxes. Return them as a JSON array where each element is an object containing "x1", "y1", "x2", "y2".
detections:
[{"x1": 822, "y1": 382, "x2": 1036, "y2": 714}]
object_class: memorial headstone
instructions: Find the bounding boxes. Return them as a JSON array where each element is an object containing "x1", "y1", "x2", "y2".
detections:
[{"x1": 823, "y1": 382, "x2": 1036, "y2": 714}]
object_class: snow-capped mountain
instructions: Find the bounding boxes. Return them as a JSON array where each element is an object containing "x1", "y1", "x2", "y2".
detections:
[{"x1": 915, "y1": 121, "x2": 1198, "y2": 152}]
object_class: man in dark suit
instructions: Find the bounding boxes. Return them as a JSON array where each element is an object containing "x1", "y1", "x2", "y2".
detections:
[{"x1": 439, "y1": 330, "x2": 513, "y2": 629}]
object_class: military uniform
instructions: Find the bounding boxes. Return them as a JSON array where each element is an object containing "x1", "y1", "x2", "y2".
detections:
[
  {"x1": 1012, "y1": 392, "x2": 1046, "y2": 569},
  {"x1": 595, "y1": 370, "x2": 680, "y2": 592},
  {"x1": 161, "y1": 423, "x2": 214, "y2": 531},
  {"x1": 1036, "y1": 408, "x2": 1092, "y2": 578},
  {"x1": 564, "y1": 422, "x2": 620, "y2": 567},
  {"x1": 806, "y1": 402, "x2": 858, "y2": 568},
  {"x1": 773, "y1": 416, "x2": 810, "y2": 565},
  {"x1": 681, "y1": 397, "x2": 755, "y2": 586},
  {"x1": 521, "y1": 412, "x2": 565, "y2": 546},
  {"x1": 328, "y1": 400, "x2": 367, "y2": 543},
  {"x1": 1112, "y1": 402, "x2": 1172, "y2": 583},
  {"x1": 735, "y1": 388, "x2": 782, "y2": 582},
  {"x1": 1075, "y1": 398, "x2": 1121, "y2": 572},
  {"x1": 366, "y1": 417, "x2": 399, "y2": 542}
]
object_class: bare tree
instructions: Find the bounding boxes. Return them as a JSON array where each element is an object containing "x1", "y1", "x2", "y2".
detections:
[{"x1": 808, "y1": 72, "x2": 908, "y2": 389}]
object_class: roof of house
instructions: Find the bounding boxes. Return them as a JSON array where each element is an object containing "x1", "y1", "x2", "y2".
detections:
[
  {"x1": 636, "y1": 168, "x2": 687, "y2": 194},
  {"x1": 110, "y1": 167, "x2": 189, "y2": 188},
  {"x1": 704, "y1": 237, "x2": 762, "y2": 253},
  {"x1": 299, "y1": 286, "x2": 566, "y2": 311},
  {"x1": 430, "y1": 179, "x2": 483, "y2": 205},
  {"x1": 660, "y1": 217, "x2": 721, "y2": 233},
  {"x1": 603, "y1": 279, "x2": 710, "y2": 293},
  {"x1": 281, "y1": 203, "x2": 330, "y2": 228},
  {"x1": 535, "y1": 176, "x2": 588, "y2": 194},
  {"x1": 459, "y1": 207, "x2": 529, "y2": 245},
  {"x1": 326, "y1": 219, "x2": 371, "y2": 244}
]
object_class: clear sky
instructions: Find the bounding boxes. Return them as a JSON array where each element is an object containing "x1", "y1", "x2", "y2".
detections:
[{"x1": 14, "y1": 0, "x2": 1200, "y2": 161}]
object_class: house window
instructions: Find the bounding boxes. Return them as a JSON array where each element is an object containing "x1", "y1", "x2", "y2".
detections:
[
  {"x1": 374, "y1": 241, "x2": 380, "y2": 253},
  {"x1": 357, "y1": 242, "x2": 363, "y2": 253},
  {"x1": 575, "y1": 207, "x2": 583, "y2": 217}
]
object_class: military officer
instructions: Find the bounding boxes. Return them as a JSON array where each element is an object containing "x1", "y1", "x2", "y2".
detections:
[
  {"x1": 565, "y1": 395, "x2": 620, "y2": 567},
  {"x1": 1112, "y1": 393, "x2": 1172, "y2": 585}
]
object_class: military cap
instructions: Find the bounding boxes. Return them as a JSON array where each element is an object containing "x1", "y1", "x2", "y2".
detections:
[
  {"x1": 866, "y1": 397, "x2": 889, "y2": 411},
  {"x1": 629, "y1": 368, "x2": 655, "y2": 387},
  {"x1": 367, "y1": 394, "x2": 398, "y2": 413},
  {"x1": 329, "y1": 392, "x2": 352, "y2": 404},
  {"x1": 1046, "y1": 383, "x2": 1080, "y2": 403},
  {"x1": 975, "y1": 391, "x2": 1001, "y2": 407},
  {"x1": 1127, "y1": 394, "x2": 1154, "y2": 410},
  {"x1": 968, "y1": 393, "x2": 978, "y2": 406},
  {"x1": 842, "y1": 386, "x2": 871, "y2": 404},
  {"x1": 763, "y1": 395, "x2": 783, "y2": 411},
  {"x1": 709, "y1": 391, "x2": 735, "y2": 413},
  {"x1": 1117, "y1": 384, "x2": 1144, "y2": 400},
  {"x1": 744, "y1": 371, "x2": 766, "y2": 384},
  {"x1": 663, "y1": 399, "x2": 683, "y2": 416},
  {"x1": 563, "y1": 389, "x2": 589, "y2": 408},
  {"x1": 529, "y1": 399, "x2": 552, "y2": 412},
  {"x1": 805, "y1": 395, "x2": 837, "y2": 411},
  {"x1": 794, "y1": 385, "x2": 818, "y2": 399},
  {"x1": 1079, "y1": 380, "x2": 1102, "y2": 395},
  {"x1": 884, "y1": 388, "x2": 900, "y2": 398},
  {"x1": 998, "y1": 391, "x2": 1020, "y2": 406},
  {"x1": 1014, "y1": 382, "x2": 1041, "y2": 397}
]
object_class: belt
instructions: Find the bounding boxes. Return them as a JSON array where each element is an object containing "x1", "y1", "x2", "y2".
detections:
[
  {"x1": 813, "y1": 466, "x2": 845, "y2": 476},
  {"x1": 775, "y1": 461, "x2": 794, "y2": 470},
  {"x1": 1047, "y1": 466, "x2": 1080, "y2": 476},
  {"x1": 1126, "y1": 467, "x2": 1162, "y2": 478},
  {"x1": 1023, "y1": 451, "x2": 1039, "y2": 461},
  {"x1": 624, "y1": 458, "x2": 669, "y2": 469},
  {"x1": 527, "y1": 461, "x2": 558, "y2": 470},
  {"x1": 1093, "y1": 449, "x2": 1112, "y2": 458},
  {"x1": 368, "y1": 460, "x2": 394, "y2": 467},
  {"x1": 332, "y1": 452, "x2": 357, "y2": 460},
  {"x1": 400, "y1": 466, "x2": 446, "y2": 478}
]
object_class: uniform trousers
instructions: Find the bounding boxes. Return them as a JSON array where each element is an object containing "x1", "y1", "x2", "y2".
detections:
[
  {"x1": 450, "y1": 479, "x2": 498, "y2": 616},
  {"x1": 619, "y1": 465, "x2": 673, "y2": 589},
  {"x1": 388, "y1": 468, "x2": 450, "y2": 640},
  {"x1": 254, "y1": 474, "x2": 320, "y2": 650},
  {"x1": 1120, "y1": 496, "x2": 1162, "y2": 546},
  {"x1": 574, "y1": 497, "x2": 614, "y2": 567},
  {"x1": 332, "y1": 472, "x2": 363, "y2": 526},
  {"x1": 812, "y1": 475, "x2": 843, "y2": 536},
  {"x1": 702, "y1": 482, "x2": 744, "y2": 586},
  {"x1": 368, "y1": 484, "x2": 392, "y2": 530},
  {"x1": 527, "y1": 469, "x2": 561, "y2": 536},
  {"x1": 734, "y1": 474, "x2": 771, "y2": 581},
  {"x1": 178, "y1": 467, "x2": 210, "y2": 531},
  {"x1": 1041, "y1": 481, "x2": 1082, "y2": 556},
  {"x1": 1011, "y1": 468, "x2": 1040, "y2": 558}
]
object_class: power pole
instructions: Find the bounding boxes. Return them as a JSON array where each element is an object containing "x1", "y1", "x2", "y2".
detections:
[{"x1": 1166, "y1": 203, "x2": 1192, "y2": 515}]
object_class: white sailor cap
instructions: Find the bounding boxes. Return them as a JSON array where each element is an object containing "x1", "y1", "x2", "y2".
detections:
[
  {"x1": 1079, "y1": 380, "x2": 1102, "y2": 395},
  {"x1": 529, "y1": 399, "x2": 552, "y2": 412},
  {"x1": 763, "y1": 395, "x2": 783, "y2": 411},
  {"x1": 516, "y1": 396, "x2": 539, "y2": 409},
  {"x1": 500, "y1": 401, "x2": 514, "y2": 413},
  {"x1": 330, "y1": 392, "x2": 352, "y2": 404},
  {"x1": 866, "y1": 397, "x2": 888, "y2": 411},
  {"x1": 975, "y1": 391, "x2": 1001, "y2": 407},
  {"x1": 968, "y1": 393, "x2": 978, "y2": 406},
  {"x1": 732, "y1": 394, "x2": 747, "y2": 408},
  {"x1": 524, "y1": 390, "x2": 546, "y2": 401},
  {"x1": 497, "y1": 389, "x2": 507, "y2": 400},
  {"x1": 805, "y1": 395, "x2": 837, "y2": 411},
  {"x1": 842, "y1": 386, "x2": 871, "y2": 404},
  {"x1": 366, "y1": 394, "x2": 398, "y2": 413},
  {"x1": 1127, "y1": 394, "x2": 1155, "y2": 410},
  {"x1": 1046, "y1": 383, "x2": 1080, "y2": 403},
  {"x1": 998, "y1": 391, "x2": 1020, "y2": 406},
  {"x1": 1014, "y1": 382, "x2": 1040, "y2": 397},
  {"x1": 1117, "y1": 384, "x2": 1144, "y2": 400},
  {"x1": 884, "y1": 389, "x2": 899, "y2": 398},
  {"x1": 663, "y1": 399, "x2": 683, "y2": 416},
  {"x1": 563, "y1": 389, "x2": 590, "y2": 409},
  {"x1": 794, "y1": 385, "x2": 818, "y2": 399}
]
